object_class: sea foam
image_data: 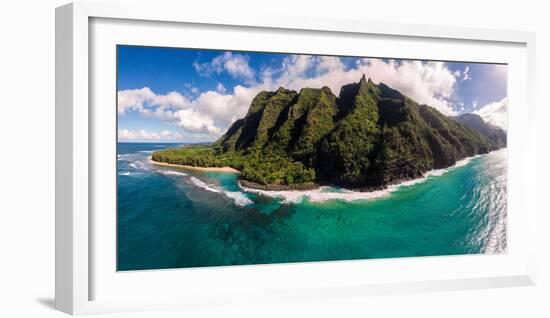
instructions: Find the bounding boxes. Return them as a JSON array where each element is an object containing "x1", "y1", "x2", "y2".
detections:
[
  {"x1": 241, "y1": 186, "x2": 392, "y2": 204},
  {"x1": 129, "y1": 160, "x2": 149, "y2": 171},
  {"x1": 189, "y1": 177, "x2": 221, "y2": 193},
  {"x1": 223, "y1": 191, "x2": 254, "y2": 207},
  {"x1": 188, "y1": 176, "x2": 253, "y2": 206},
  {"x1": 117, "y1": 154, "x2": 133, "y2": 161},
  {"x1": 158, "y1": 170, "x2": 188, "y2": 177}
]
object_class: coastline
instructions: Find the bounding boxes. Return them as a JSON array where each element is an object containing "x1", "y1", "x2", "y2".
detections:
[
  {"x1": 239, "y1": 179, "x2": 320, "y2": 191},
  {"x1": 238, "y1": 150, "x2": 497, "y2": 203},
  {"x1": 239, "y1": 183, "x2": 392, "y2": 203},
  {"x1": 150, "y1": 149, "x2": 503, "y2": 204},
  {"x1": 149, "y1": 158, "x2": 240, "y2": 173}
]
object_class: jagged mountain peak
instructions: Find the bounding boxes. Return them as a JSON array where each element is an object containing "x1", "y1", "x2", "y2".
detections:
[
  {"x1": 275, "y1": 86, "x2": 293, "y2": 94},
  {"x1": 358, "y1": 74, "x2": 368, "y2": 85}
]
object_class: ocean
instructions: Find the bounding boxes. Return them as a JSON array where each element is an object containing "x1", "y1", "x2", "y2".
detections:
[{"x1": 117, "y1": 142, "x2": 507, "y2": 271}]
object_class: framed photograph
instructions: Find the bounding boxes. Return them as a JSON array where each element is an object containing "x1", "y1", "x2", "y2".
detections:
[{"x1": 56, "y1": 2, "x2": 537, "y2": 315}]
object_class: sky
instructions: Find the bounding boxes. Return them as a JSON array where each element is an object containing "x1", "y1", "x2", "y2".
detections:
[{"x1": 117, "y1": 45, "x2": 508, "y2": 142}]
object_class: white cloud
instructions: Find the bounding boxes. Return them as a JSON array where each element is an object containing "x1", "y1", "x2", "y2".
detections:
[
  {"x1": 173, "y1": 108, "x2": 220, "y2": 135},
  {"x1": 183, "y1": 83, "x2": 200, "y2": 96},
  {"x1": 118, "y1": 129, "x2": 184, "y2": 141},
  {"x1": 215, "y1": 83, "x2": 226, "y2": 94},
  {"x1": 117, "y1": 85, "x2": 261, "y2": 136},
  {"x1": 190, "y1": 87, "x2": 200, "y2": 95},
  {"x1": 459, "y1": 102, "x2": 465, "y2": 112},
  {"x1": 118, "y1": 88, "x2": 188, "y2": 115},
  {"x1": 223, "y1": 54, "x2": 255, "y2": 82},
  {"x1": 193, "y1": 52, "x2": 255, "y2": 83},
  {"x1": 117, "y1": 88, "x2": 218, "y2": 135},
  {"x1": 461, "y1": 66, "x2": 471, "y2": 82},
  {"x1": 474, "y1": 97, "x2": 507, "y2": 130},
  {"x1": 117, "y1": 87, "x2": 156, "y2": 114},
  {"x1": 473, "y1": 100, "x2": 478, "y2": 109},
  {"x1": 281, "y1": 55, "x2": 315, "y2": 78},
  {"x1": 359, "y1": 59, "x2": 458, "y2": 115},
  {"x1": 120, "y1": 54, "x2": 471, "y2": 138},
  {"x1": 316, "y1": 56, "x2": 345, "y2": 73}
]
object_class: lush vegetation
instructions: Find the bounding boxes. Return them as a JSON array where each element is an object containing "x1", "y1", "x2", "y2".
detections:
[
  {"x1": 152, "y1": 75, "x2": 506, "y2": 190},
  {"x1": 152, "y1": 146, "x2": 242, "y2": 168},
  {"x1": 152, "y1": 146, "x2": 315, "y2": 187}
]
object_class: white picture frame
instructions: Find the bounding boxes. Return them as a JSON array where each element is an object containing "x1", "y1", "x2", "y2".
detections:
[{"x1": 55, "y1": 1, "x2": 538, "y2": 315}]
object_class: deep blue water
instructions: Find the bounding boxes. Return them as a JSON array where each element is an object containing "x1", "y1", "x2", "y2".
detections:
[{"x1": 117, "y1": 142, "x2": 507, "y2": 271}]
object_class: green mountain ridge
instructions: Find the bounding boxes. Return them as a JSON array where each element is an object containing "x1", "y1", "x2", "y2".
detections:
[
  {"x1": 152, "y1": 75, "x2": 506, "y2": 191},
  {"x1": 451, "y1": 113, "x2": 507, "y2": 148}
]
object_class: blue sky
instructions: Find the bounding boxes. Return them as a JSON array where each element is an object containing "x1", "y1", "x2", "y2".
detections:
[{"x1": 117, "y1": 45, "x2": 508, "y2": 142}]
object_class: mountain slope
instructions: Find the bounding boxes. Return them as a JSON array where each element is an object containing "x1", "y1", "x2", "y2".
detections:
[
  {"x1": 153, "y1": 76, "x2": 505, "y2": 190},
  {"x1": 452, "y1": 113, "x2": 507, "y2": 148}
]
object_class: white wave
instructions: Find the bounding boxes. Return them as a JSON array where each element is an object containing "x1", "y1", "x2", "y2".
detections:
[
  {"x1": 187, "y1": 176, "x2": 253, "y2": 206},
  {"x1": 425, "y1": 155, "x2": 480, "y2": 177},
  {"x1": 425, "y1": 168, "x2": 447, "y2": 177},
  {"x1": 129, "y1": 160, "x2": 149, "y2": 171},
  {"x1": 241, "y1": 185, "x2": 392, "y2": 204},
  {"x1": 158, "y1": 170, "x2": 188, "y2": 177},
  {"x1": 189, "y1": 177, "x2": 220, "y2": 193},
  {"x1": 223, "y1": 191, "x2": 254, "y2": 206},
  {"x1": 118, "y1": 171, "x2": 131, "y2": 176},
  {"x1": 139, "y1": 150, "x2": 154, "y2": 153},
  {"x1": 117, "y1": 154, "x2": 132, "y2": 161},
  {"x1": 241, "y1": 153, "x2": 483, "y2": 203},
  {"x1": 455, "y1": 155, "x2": 481, "y2": 167}
]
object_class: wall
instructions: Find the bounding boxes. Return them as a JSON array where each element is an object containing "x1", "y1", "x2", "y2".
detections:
[{"x1": 0, "y1": 0, "x2": 547, "y2": 317}]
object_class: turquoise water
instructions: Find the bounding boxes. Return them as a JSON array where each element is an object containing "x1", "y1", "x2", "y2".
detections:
[{"x1": 117, "y1": 143, "x2": 507, "y2": 271}]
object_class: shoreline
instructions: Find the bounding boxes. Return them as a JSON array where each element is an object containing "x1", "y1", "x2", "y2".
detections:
[
  {"x1": 238, "y1": 179, "x2": 320, "y2": 191},
  {"x1": 238, "y1": 150, "x2": 497, "y2": 203},
  {"x1": 149, "y1": 158, "x2": 240, "y2": 173},
  {"x1": 151, "y1": 149, "x2": 502, "y2": 202}
]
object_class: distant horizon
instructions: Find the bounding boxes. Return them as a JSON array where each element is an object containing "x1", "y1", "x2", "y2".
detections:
[{"x1": 117, "y1": 46, "x2": 507, "y2": 143}]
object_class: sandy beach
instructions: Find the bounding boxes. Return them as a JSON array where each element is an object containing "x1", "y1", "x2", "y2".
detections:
[{"x1": 150, "y1": 158, "x2": 240, "y2": 173}]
